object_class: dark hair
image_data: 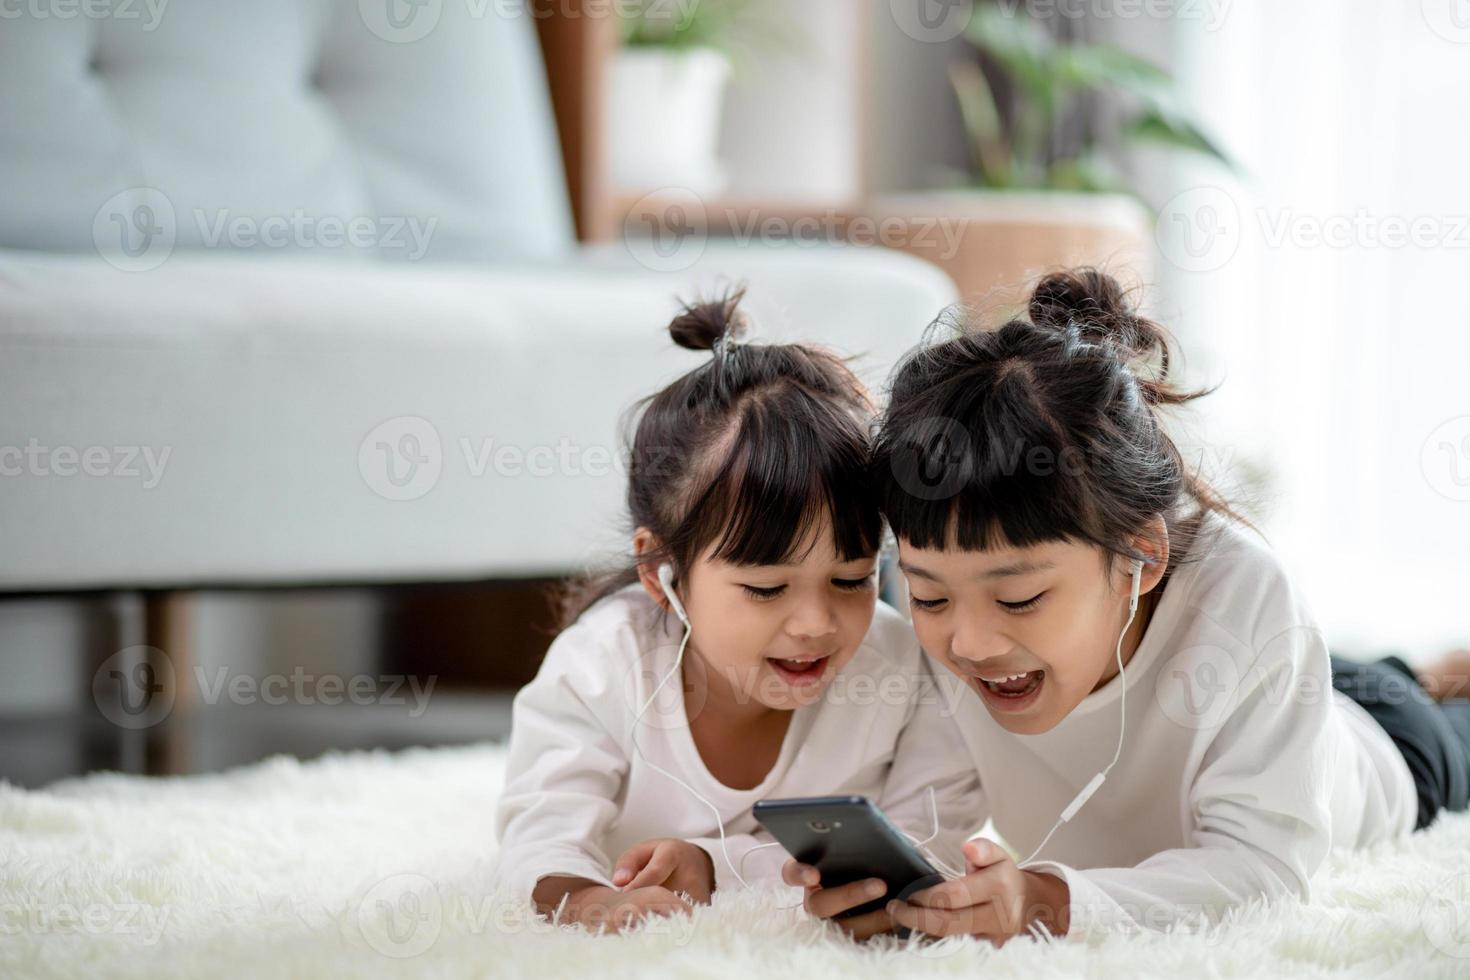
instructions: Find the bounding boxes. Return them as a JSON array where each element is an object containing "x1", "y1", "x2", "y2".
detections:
[
  {"x1": 872, "y1": 268, "x2": 1243, "y2": 583},
  {"x1": 559, "y1": 286, "x2": 883, "y2": 627}
]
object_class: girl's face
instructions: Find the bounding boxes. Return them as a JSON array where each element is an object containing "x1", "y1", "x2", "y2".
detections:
[
  {"x1": 639, "y1": 516, "x2": 879, "y2": 713},
  {"x1": 896, "y1": 532, "x2": 1164, "y2": 735}
]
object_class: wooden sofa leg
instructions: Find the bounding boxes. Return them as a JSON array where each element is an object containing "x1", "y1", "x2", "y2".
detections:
[{"x1": 142, "y1": 590, "x2": 193, "y2": 775}]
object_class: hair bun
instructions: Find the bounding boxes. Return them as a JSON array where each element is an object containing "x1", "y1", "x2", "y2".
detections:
[
  {"x1": 1028, "y1": 267, "x2": 1135, "y2": 335},
  {"x1": 1027, "y1": 267, "x2": 1169, "y2": 371},
  {"x1": 669, "y1": 286, "x2": 750, "y2": 352}
]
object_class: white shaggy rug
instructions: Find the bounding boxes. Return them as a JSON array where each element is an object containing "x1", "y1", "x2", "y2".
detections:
[{"x1": 3, "y1": 743, "x2": 1470, "y2": 979}]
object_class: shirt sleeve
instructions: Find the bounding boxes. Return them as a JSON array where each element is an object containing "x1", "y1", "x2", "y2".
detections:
[
  {"x1": 1023, "y1": 621, "x2": 1336, "y2": 938},
  {"x1": 492, "y1": 622, "x2": 632, "y2": 901},
  {"x1": 875, "y1": 655, "x2": 989, "y2": 877}
]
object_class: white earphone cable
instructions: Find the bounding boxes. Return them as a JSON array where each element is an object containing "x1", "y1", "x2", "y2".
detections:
[
  {"x1": 1019, "y1": 561, "x2": 1141, "y2": 867},
  {"x1": 897, "y1": 785, "x2": 966, "y2": 879},
  {"x1": 634, "y1": 553, "x2": 1107, "y2": 896},
  {"x1": 629, "y1": 597, "x2": 752, "y2": 890}
]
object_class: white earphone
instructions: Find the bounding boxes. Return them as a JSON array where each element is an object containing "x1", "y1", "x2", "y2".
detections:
[
  {"x1": 638, "y1": 555, "x2": 980, "y2": 891},
  {"x1": 1018, "y1": 556, "x2": 1143, "y2": 866},
  {"x1": 657, "y1": 562, "x2": 688, "y2": 625},
  {"x1": 629, "y1": 563, "x2": 752, "y2": 888}
]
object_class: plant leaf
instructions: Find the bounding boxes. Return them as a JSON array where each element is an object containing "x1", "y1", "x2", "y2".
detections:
[
  {"x1": 618, "y1": 0, "x2": 753, "y2": 53},
  {"x1": 963, "y1": 5, "x2": 1057, "y2": 109},
  {"x1": 1124, "y1": 109, "x2": 1235, "y2": 169},
  {"x1": 1047, "y1": 155, "x2": 1128, "y2": 194},
  {"x1": 1052, "y1": 43, "x2": 1171, "y2": 99},
  {"x1": 948, "y1": 59, "x2": 1013, "y2": 188}
]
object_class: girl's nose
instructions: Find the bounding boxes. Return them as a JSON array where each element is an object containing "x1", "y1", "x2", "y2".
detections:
[
  {"x1": 787, "y1": 597, "x2": 838, "y2": 640},
  {"x1": 951, "y1": 614, "x2": 1011, "y2": 664}
]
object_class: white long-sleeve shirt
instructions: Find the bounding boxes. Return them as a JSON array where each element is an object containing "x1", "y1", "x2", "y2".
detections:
[
  {"x1": 950, "y1": 516, "x2": 1417, "y2": 937},
  {"x1": 493, "y1": 584, "x2": 985, "y2": 901}
]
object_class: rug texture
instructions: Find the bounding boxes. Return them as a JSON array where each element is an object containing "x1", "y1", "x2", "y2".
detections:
[{"x1": 2, "y1": 743, "x2": 1469, "y2": 979}]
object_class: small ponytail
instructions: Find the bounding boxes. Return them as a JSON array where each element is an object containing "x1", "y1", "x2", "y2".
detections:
[
  {"x1": 557, "y1": 284, "x2": 881, "y2": 628},
  {"x1": 668, "y1": 287, "x2": 750, "y2": 356}
]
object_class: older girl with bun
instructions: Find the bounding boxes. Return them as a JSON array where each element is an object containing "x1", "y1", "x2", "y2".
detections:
[{"x1": 789, "y1": 269, "x2": 1470, "y2": 942}]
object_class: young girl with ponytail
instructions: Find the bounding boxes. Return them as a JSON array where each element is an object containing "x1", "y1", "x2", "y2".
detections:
[
  {"x1": 788, "y1": 269, "x2": 1470, "y2": 942},
  {"x1": 493, "y1": 289, "x2": 982, "y2": 932}
]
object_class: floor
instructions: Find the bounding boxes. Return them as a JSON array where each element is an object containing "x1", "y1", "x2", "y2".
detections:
[{"x1": 0, "y1": 692, "x2": 516, "y2": 789}]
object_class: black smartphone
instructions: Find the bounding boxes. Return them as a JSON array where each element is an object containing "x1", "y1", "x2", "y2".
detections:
[{"x1": 753, "y1": 795, "x2": 945, "y2": 919}]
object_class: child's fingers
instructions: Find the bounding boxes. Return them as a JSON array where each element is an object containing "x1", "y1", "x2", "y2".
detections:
[
  {"x1": 611, "y1": 840, "x2": 659, "y2": 888},
  {"x1": 908, "y1": 867, "x2": 998, "y2": 911},
  {"x1": 962, "y1": 837, "x2": 1009, "y2": 872},
  {"x1": 780, "y1": 859, "x2": 819, "y2": 888},
  {"x1": 833, "y1": 906, "x2": 894, "y2": 941},
  {"x1": 629, "y1": 886, "x2": 692, "y2": 916},
  {"x1": 608, "y1": 887, "x2": 691, "y2": 929},
  {"x1": 887, "y1": 898, "x2": 990, "y2": 938},
  {"x1": 623, "y1": 843, "x2": 679, "y2": 891},
  {"x1": 805, "y1": 877, "x2": 887, "y2": 920}
]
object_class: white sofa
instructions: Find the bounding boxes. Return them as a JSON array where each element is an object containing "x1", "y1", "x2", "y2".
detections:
[{"x1": 0, "y1": 0, "x2": 956, "y2": 592}]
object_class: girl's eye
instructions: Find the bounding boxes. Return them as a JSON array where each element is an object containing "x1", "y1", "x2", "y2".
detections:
[
  {"x1": 832, "y1": 574, "x2": 875, "y2": 591},
  {"x1": 741, "y1": 584, "x2": 786, "y2": 600},
  {"x1": 910, "y1": 595, "x2": 947, "y2": 612},
  {"x1": 998, "y1": 592, "x2": 1046, "y2": 613}
]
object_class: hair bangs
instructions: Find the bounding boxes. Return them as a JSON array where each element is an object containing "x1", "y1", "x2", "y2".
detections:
[
  {"x1": 875, "y1": 351, "x2": 1097, "y2": 554},
  {"x1": 689, "y1": 394, "x2": 881, "y2": 569}
]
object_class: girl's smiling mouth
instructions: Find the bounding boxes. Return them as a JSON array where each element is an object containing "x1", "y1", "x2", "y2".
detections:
[
  {"x1": 766, "y1": 654, "x2": 832, "y2": 685},
  {"x1": 974, "y1": 669, "x2": 1046, "y2": 711}
]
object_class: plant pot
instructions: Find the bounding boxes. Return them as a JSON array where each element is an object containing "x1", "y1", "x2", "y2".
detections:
[
  {"x1": 608, "y1": 47, "x2": 731, "y2": 198},
  {"x1": 865, "y1": 190, "x2": 1154, "y2": 315}
]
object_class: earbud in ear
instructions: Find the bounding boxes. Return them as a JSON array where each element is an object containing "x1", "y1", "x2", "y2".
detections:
[
  {"x1": 657, "y1": 563, "x2": 689, "y2": 625},
  {"x1": 1128, "y1": 558, "x2": 1144, "y2": 613}
]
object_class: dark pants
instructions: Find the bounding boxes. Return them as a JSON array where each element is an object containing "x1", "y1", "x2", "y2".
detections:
[{"x1": 1330, "y1": 655, "x2": 1470, "y2": 830}]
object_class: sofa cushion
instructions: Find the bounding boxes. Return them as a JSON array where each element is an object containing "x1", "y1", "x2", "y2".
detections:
[
  {"x1": 0, "y1": 243, "x2": 956, "y2": 589},
  {"x1": 0, "y1": 0, "x2": 572, "y2": 261}
]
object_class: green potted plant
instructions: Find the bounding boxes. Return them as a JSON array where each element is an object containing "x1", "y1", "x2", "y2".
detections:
[
  {"x1": 870, "y1": 4, "x2": 1233, "y2": 308},
  {"x1": 610, "y1": 0, "x2": 752, "y2": 198}
]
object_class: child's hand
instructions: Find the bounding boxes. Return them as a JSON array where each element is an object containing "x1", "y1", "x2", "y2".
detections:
[
  {"x1": 611, "y1": 838, "x2": 716, "y2": 904},
  {"x1": 780, "y1": 858, "x2": 895, "y2": 940},
  {"x1": 566, "y1": 884, "x2": 691, "y2": 932},
  {"x1": 885, "y1": 838, "x2": 1070, "y2": 944},
  {"x1": 532, "y1": 877, "x2": 691, "y2": 933}
]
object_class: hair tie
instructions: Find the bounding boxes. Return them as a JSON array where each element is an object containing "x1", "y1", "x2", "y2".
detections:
[{"x1": 713, "y1": 332, "x2": 740, "y2": 363}]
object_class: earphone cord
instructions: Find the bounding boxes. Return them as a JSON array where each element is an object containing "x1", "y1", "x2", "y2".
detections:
[
  {"x1": 897, "y1": 784, "x2": 966, "y2": 879},
  {"x1": 630, "y1": 616, "x2": 752, "y2": 890},
  {"x1": 634, "y1": 550, "x2": 962, "y2": 899},
  {"x1": 1019, "y1": 595, "x2": 1136, "y2": 867},
  {"x1": 633, "y1": 622, "x2": 962, "y2": 899}
]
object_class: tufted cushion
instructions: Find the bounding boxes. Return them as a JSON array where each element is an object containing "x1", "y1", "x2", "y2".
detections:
[{"x1": 0, "y1": 0, "x2": 573, "y2": 261}]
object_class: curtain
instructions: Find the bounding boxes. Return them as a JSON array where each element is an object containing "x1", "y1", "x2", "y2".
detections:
[{"x1": 1115, "y1": 2, "x2": 1470, "y2": 656}]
